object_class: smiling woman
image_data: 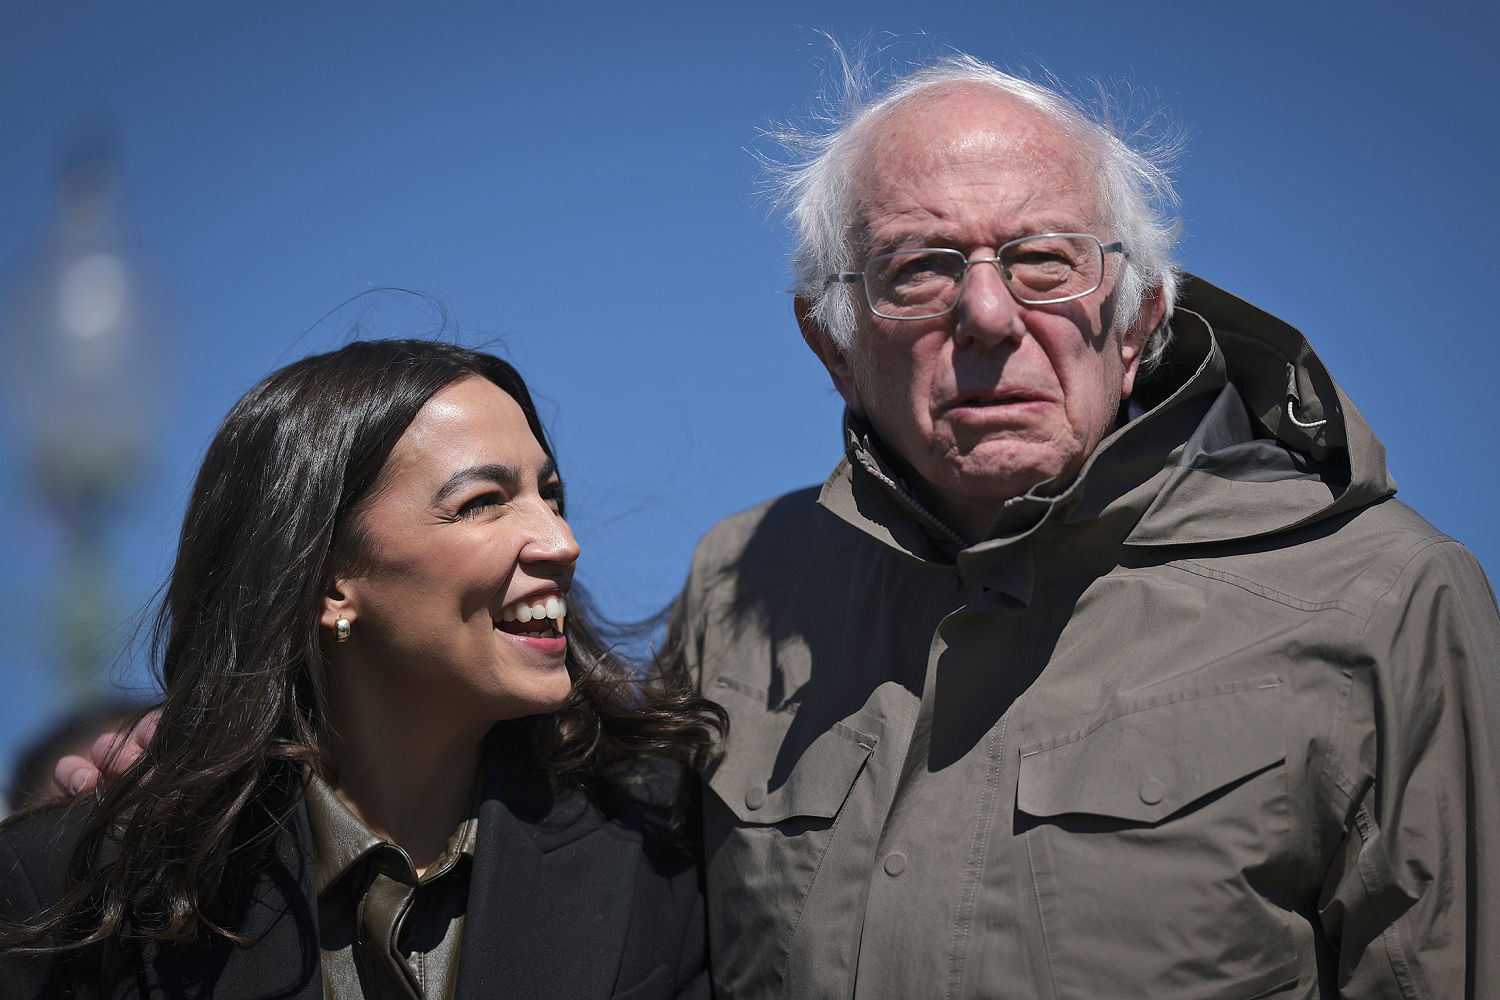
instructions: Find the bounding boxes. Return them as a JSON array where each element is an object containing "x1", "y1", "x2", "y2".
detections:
[
  {"x1": 0, "y1": 340, "x2": 724, "y2": 999},
  {"x1": 323, "y1": 376, "x2": 584, "y2": 791}
]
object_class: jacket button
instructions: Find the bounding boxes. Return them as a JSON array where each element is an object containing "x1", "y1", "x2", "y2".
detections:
[
  {"x1": 1139, "y1": 777, "x2": 1166, "y2": 805},
  {"x1": 744, "y1": 787, "x2": 767, "y2": 810},
  {"x1": 883, "y1": 851, "x2": 908, "y2": 876}
]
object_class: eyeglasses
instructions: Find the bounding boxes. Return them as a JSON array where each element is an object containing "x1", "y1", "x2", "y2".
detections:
[{"x1": 827, "y1": 233, "x2": 1126, "y2": 321}]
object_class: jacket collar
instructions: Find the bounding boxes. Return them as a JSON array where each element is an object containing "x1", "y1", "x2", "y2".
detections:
[
  {"x1": 1124, "y1": 274, "x2": 1396, "y2": 546},
  {"x1": 131, "y1": 754, "x2": 647, "y2": 1000}
]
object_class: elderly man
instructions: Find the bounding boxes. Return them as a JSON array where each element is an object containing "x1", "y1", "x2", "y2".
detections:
[{"x1": 675, "y1": 56, "x2": 1499, "y2": 998}]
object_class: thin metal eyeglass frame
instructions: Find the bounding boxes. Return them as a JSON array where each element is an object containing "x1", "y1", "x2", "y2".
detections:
[{"x1": 826, "y1": 233, "x2": 1127, "y2": 320}]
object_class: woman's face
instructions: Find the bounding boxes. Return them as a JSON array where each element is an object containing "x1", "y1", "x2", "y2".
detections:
[{"x1": 324, "y1": 375, "x2": 579, "y2": 733}]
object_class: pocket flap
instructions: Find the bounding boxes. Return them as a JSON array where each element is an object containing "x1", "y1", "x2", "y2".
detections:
[
  {"x1": 708, "y1": 719, "x2": 875, "y2": 824},
  {"x1": 1017, "y1": 679, "x2": 1285, "y2": 824}
]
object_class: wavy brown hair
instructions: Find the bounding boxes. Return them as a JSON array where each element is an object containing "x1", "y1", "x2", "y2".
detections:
[{"x1": 0, "y1": 339, "x2": 723, "y2": 955}]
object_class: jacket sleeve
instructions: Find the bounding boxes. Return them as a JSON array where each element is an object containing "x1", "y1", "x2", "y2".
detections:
[{"x1": 1318, "y1": 537, "x2": 1500, "y2": 999}]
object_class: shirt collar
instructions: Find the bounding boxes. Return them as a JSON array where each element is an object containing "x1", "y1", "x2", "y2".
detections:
[{"x1": 303, "y1": 771, "x2": 480, "y2": 896}]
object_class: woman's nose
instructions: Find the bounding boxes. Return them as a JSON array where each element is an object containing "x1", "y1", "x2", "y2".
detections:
[{"x1": 523, "y1": 506, "x2": 580, "y2": 566}]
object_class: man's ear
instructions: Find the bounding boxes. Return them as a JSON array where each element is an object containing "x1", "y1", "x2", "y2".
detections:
[
  {"x1": 1119, "y1": 284, "x2": 1168, "y2": 401},
  {"x1": 794, "y1": 295, "x2": 865, "y2": 415}
]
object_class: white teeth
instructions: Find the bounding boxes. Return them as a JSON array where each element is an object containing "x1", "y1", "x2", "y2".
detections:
[{"x1": 500, "y1": 594, "x2": 568, "y2": 624}]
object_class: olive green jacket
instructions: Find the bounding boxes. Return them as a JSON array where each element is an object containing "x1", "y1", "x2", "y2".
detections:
[{"x1": 679, "y1": 275, "x2": 1500, "y2": 999}]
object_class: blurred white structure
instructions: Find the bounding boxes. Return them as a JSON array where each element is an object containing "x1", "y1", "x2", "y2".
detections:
[{"x1": 0, "y1": 135, "x2": 169, "y2": 705}]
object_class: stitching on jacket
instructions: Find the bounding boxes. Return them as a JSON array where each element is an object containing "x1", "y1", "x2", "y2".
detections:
[
  {"x1": 1320, "y1": 665, "x2": 1361, "y2": 807},
  {"x1": 710, "y1": 674, "x2": 770, "y2": 703},
  {"x1": 1357, "y1": 532, "x2": 1474, "y2": 618},
  {"x1": 945, "y1": 716, "x2": 1007, "y2": 1000},
  {"x1": 1018, "y1": 676, "x2": 1282, "y2": 756},
  {"x1": 1352, "y1": 534, "x2": 1473, "y2": 1000},
  {"x1": 854, "y1": 451, "x2": 969, "y2": 553},
  {"x1": 1026, "y1": 831, "x2": 1062, "y2": 1000},
  {"x1": 1167, "y1": 560, "x2": 1368, "y2": 616},
  {"x1": 1351, "y1": 799, "x2": 1422, "y2": 1000}
]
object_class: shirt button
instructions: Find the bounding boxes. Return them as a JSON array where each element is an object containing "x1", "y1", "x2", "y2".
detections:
[
  {"x1": 883, "y1": 851, "x2": 908, "y2": 876},
  {"x1": 744, "y1": 787, "x2": 767, "y2": 810},
  {"x1": 1139, "y1": 777, "x2": 1166, "y2": 805}
]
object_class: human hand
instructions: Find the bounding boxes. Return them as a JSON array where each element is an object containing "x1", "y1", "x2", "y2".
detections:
[{"x1": 53, "y1": 710, "x2": 160, "y2": 796}]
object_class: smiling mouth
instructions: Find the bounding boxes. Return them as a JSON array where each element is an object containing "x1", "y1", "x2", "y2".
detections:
[
  {"x1": 497, "y1": 618, "x2": 560, "y2": 639},
  {"x1": 496, "y1": 595, "x2": 567, "y2": 639}
]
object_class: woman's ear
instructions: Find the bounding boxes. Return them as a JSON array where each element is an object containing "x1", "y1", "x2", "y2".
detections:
[{"x1": 319, "y1": 579, "x2": 357, "y2": 632}]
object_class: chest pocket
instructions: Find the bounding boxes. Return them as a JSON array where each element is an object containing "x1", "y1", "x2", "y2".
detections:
[
  {"x1": 702, "y1": 675, "x2": 878, "y2": 824},
  {"x1": 700, "y1": 675, "x2": 878, "y2": 996},
  {"x1": 1016, "y1": 678, "x2": 1299, "y2": 1000},
  {"x1": 710, "y1": 717, "x2": 874, "y2": 824},
  {"x1": 1018, "y1": 678, "x2": 1286, "y2": 822}
]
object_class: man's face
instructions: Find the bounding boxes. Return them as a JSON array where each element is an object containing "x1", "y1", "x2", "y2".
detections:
[{"x1": 810, "y1": 86, "x2": 1159, "y2": 538}]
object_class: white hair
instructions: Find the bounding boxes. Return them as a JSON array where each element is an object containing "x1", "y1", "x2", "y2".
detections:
[{"x1": 772, "y1": 53, "x2": 1183, "y2": 370}]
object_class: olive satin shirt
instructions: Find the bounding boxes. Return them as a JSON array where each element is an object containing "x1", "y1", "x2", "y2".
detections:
[{"x1": 304, "y1": 776, "x2": 478, "y2": 1000}]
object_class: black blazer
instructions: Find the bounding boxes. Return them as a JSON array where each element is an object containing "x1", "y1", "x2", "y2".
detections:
[{"x1": 0, "y1": 758, "x2": 709, "y2": 999}]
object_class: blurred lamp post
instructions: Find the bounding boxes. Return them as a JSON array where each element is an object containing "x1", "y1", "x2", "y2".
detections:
[{"x1": 0, "y1": 136, "x2": 167, "y2": 707}]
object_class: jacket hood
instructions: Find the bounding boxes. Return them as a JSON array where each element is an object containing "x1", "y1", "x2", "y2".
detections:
[
  {"x1": 820, "y1": 273, "x2": 1397, "y2": 567},
  {"x1": 1120, "y1": 274, "x2": 1395, "y2": 546}
]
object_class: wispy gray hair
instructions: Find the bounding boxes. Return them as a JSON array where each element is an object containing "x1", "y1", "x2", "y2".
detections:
[{"x1": 770, "y1": 50, "x2": 1184, "y2": 370}]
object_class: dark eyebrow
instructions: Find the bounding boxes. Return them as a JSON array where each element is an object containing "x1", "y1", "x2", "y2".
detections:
[
  {"x1": 432, "y1": 463, "x2": 519, "y2": 507},
  {"x1": 431, "y1": 456, "x2": 559, "y2": 508}
]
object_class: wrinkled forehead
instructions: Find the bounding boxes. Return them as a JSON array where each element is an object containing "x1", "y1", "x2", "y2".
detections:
[{"x1": 851, "y1": 84, "x2": 1106, "y2": 245}]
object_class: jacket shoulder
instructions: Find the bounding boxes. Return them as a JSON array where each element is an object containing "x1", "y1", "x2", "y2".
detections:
[
  {"x1": 1173, "y1": 496, "x2": 1492, "y2": 621},
  {"x1": 687, "y1": 485, "x2": 866, "y2": 600},
  {"x1": 0, "y1": 801, "x2": 103, "y2": 998},
  {"x1": 0, "y1": 799, "x2": 93, "y2": 921}
]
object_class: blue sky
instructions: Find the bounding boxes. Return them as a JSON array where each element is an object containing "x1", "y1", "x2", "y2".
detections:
[{"x1": 1, "y1": 1, "x2": 1496, "y2": 795}]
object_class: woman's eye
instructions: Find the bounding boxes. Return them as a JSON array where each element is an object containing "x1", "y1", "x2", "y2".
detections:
[
  {"x1": 457, "y1": 492, "x2": 504, "y2": 517},
  {"x1": 541, "y1": 481, "x2": 566, "y2": 515}
]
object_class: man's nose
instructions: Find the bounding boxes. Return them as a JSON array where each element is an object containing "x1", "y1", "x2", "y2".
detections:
[{"x1": 954, "y1": 258, "x2": 1024, "y2": 345}]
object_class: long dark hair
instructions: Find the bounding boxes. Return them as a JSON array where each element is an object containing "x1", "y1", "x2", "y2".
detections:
[{"x1": 1, "y1": 339, "x2": 723, "y2": 952}]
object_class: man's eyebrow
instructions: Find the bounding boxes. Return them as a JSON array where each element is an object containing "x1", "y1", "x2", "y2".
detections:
[
  {"x1": 867, "y1": 221, "x2": 1091, "y2": 255},
  {"x1": 865, "y1": 230, "x2": 968, "y2": 256}
]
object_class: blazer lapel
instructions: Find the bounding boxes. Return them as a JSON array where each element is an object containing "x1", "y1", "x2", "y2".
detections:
[
  {"x1": 456, "y1": 759, "x2": 639, "y2": 1000},
  {"x1": 138, "y1": 804, "x2": 322, "y2": 1000}
]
